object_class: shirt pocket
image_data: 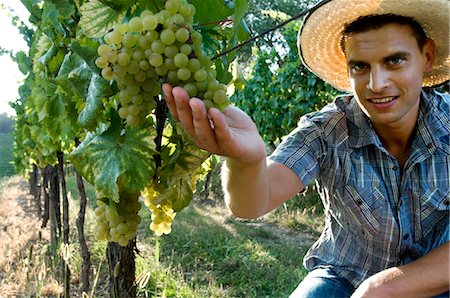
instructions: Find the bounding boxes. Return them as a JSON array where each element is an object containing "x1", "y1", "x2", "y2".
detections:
[
  {"x1": 417, "y1": 187, "x2": 449, "y2": 237},
  {"x1": 337, "y1": 184, "x2": 385, "y2": 237},
  {"x1": 420, "y1": 188, "x2": 450, "y2": 211}
]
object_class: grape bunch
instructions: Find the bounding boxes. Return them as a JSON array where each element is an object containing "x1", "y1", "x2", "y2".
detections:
[
  {"x1": 96, "y1": 0, "x2": 231, "y2": 127},
  {"x1": 94, "y1": 196, "x2": 142, "y2": 246},
  {"x1": 142, "y1": 187, "x2": 176, "y2": 236}
]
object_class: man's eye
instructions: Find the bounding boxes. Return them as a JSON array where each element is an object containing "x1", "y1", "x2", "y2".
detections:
[
  {"x1": 389, "y1": 57, "x2": 403, "y2": 65},
  {"x1": 351, "y1": 63, "x2": 367, "y2": 72}
]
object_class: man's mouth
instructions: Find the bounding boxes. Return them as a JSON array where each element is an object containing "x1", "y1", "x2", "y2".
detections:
[{"x1": 369, "y1": 96, "x2": 397, "y2": 104}]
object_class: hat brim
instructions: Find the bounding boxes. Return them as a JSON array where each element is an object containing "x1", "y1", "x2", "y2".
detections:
[{"x1": 298, "y1": 0, "x2": 449, "y2": 92}]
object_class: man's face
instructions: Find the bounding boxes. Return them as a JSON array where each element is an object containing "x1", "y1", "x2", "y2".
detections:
[{"x1": 343, "y1": 23, "x2": 434, "y2": 130}]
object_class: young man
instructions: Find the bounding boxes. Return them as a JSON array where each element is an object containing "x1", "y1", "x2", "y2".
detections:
[{"x1": 163, "y1": 0, "x2": 449, "y2": 296}]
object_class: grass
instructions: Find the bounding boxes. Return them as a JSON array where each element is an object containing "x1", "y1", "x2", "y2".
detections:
[
  {"x1": 0, "y1": 132, "x2": 15, "y2": 178},
  {"x1": 1, "y1": 172, "x2": 324, "y2": 297}
]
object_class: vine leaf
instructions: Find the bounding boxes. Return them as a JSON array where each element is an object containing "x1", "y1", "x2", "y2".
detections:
[
  {"x1": 69, "y1": 117, "x2": 157, "y2": 203},
  {"x1": 78, "y1": 73, "x2": 111, "y2": 130},
  {"x1": 191, "y1": 0, "x2": 233, "y2": 25},
  {"x1": 79, "y1": 0, "x2": 125, "y2": 38}
]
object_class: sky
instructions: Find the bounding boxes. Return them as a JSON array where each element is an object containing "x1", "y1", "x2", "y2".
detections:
[{"x1": 0, "y1": 0, "x2": 30, "y2": 117}]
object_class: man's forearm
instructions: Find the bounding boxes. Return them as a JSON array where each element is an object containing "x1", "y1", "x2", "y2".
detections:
[
  {"x1": 353, "y1": 242, "x2": 450, "y2": 297},
  {"x1": 221, "y1": 157, "x2": 271, "y2": 219}
]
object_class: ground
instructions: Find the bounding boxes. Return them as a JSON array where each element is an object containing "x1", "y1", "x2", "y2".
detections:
[{"x1": 0, "y1": 176, "x2": 317, "y2": 297}]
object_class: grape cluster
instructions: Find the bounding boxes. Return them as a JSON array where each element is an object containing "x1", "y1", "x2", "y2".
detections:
[
  {"x1": 142, "y1": 187, "x2": 176, "y2": 236},
  {"x1": 94, "y1": 197, "x2": 142, "y2": 246},
  {"x1": 96, "y1": 0, "x2": 231, "y2": 127}
]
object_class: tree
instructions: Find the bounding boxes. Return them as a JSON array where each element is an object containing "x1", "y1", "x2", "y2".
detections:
[{"x1": 0, "y1": 113, "x2": 14, "y2": 133}]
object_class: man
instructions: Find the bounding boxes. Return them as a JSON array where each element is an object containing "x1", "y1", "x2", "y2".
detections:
[{"x1": 163, "y1": 0, "x2": 449, "y2": 296}]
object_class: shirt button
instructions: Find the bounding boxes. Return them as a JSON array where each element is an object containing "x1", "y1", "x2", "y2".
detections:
[
  {"x1": 427, "y1": 143, "x2": 433, "y2": 149},
  {"x1": 403, "y1": 234, "x2": 409, "y2": 240},
  {"x1": 444, "y1": 200, "x2": 449, "y2": 206},
  {"x1": 392, "y1": 166, "x2": 398, "y2": 171},
  {"x1": 356, "y1": 199, "x2": 363, "y2": 205}
]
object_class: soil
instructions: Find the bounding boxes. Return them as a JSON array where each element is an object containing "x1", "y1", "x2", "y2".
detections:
[{"x1": 0, "y1": 176, "x2": 317, "y2": 297}]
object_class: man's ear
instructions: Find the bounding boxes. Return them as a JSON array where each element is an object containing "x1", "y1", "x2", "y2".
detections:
[{"x1": 422, "y1": 38, "x2": 436, "y2": 73}]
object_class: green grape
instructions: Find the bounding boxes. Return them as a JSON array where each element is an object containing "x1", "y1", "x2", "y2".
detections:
[
  {"x1": 179, "y1": 44, "x2": 192, "y2": 56},
  {"x1": 174, "y1": 53, "x2": 189, "y2": 68},
  {"x1": 138, "y1": 35, "x2": 151, "y2": 49},
  {"x1": 122, "y1": 33, "x2": 137, "y2": 48},
  {"x1": 113, "y1": 65, "x2": 126, "y2": 78},
  {"x1": 177, "y1": 67, "x2": 191, "y2": 81},
  {"x1": 97, "y1": 44, "x2": 111, "y2": 56},
  {"x1": 101, "y1": 67, "x2": 114, "y2": 80},
  {"x1": 118, "y1": 106, "x2": 129, "y2": 119},
  {"x1": 151, "y1": 40, "x2": 166, "y2": 54},
  {"x1": 95, "y1": 56, "x2": 109, "y2": 68},
  {"x1": 175, "y1": 27, "x2": 190, "y2": 43},
  {"x1": 129, "y1": 16, "x2": 143, "y2": 32},
  {"x1": 190, "y1": 31, "x2": 202, "y2": 45},
  {"x1": 135, "y1": 70, "x2": 147, "y2": 82},
  {"x1": 167, "y1": 70, "x2": 179, "y2": 82},
  {"x1": 142, "y1": 15, "x2": 158, "y2": 31},
  {"x1": 183, "y1": 82, "x2": 197, "y2": 97},
  {"x1": 164, "y1": 58, "x2": 176, "y2": 70},
  {"x1": 132, "y1": 49, "x2": 145, "y2": 61},
  {"x1": 160, "y1": 29, "x2": 176, "y2": 45},
  {"x1": 114, "y1": 23, "x2": 128, "y2": 34},
  {"x1": 179, "y1": 3, "x2": 191, "y2": 17},
  {"x1": 108, "y1": 30, "x2": 123, "y2": 45},
  {"x1": 105, "y1": 50, "x2": 118, "y2": 63},
  {"x1": 196, "y1": 81, "x2": 208, "y2": 92},
  {"x1": 149, "y1": 53, "x2": 164, "y2": 67},
  {"x1": 126, "y1": 114, "x2": 140, "y2": 127},
  {"x1": 194, "y1": 69, "x2": 207, "y2": 81},
  {"x1": 165, "y1": 0, "x2": 180, "y2": 14},
  {"x1": 139, "y1": 59, "x2": 150, "y2": 71},
  {"x1": 132, "y1": 94, "x2": 144, "y2": 105},
  {"x1": 213, "y1": 89, "x2": 228, "y2": 105},
  {"x1": 164, "y1": 45, "x2": 179, "y2": 58},
  {"x1": 188, "y1": 58, "x2": 201, "y2": 72},
  {"x1": 126, "y1": 60, "x2": 140, "y2": 74},
  {"x1": 117, "y1": 52, "x2": 131, "y2": 66},
  {"x1": 155, "y1": 64, "x2": 169, "y2": 76},
  {"x1": 140, "y1": 10, "x2": 153, "y2": 18}
]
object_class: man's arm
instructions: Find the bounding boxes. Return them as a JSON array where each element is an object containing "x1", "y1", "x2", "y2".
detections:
[
  {"x1": 222, "y1": 158, "x2": 304, "y2": 219},
  {"x1": 163, "y1": 84, "x2": 304, "y2": 219},
  {"x1": 352, "y1": 242, "x2": 450, "y2": 298}
]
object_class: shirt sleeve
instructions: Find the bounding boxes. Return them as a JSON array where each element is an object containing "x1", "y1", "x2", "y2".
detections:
[{"x1": 269, "y1": 112, "x2": 326, "y2": 186}]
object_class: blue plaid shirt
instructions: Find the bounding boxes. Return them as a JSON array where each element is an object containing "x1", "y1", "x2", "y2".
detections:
[{"x1": 269, "y1": 89, "x2": 450, "y2": 287}]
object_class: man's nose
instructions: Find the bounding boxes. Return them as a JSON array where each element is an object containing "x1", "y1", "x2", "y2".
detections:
[{"x1": 367, "y1": 67, "x2": 389, "y2": 93}]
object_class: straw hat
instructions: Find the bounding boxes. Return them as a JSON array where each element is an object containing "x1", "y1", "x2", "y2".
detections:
[{"x1": 298, "y1": 0, "x2": 449, "y2": 92}]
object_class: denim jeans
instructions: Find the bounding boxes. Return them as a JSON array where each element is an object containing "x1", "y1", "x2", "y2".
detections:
[{"x1": 290, "y1": 224, "x2": 449, "y2": 298}]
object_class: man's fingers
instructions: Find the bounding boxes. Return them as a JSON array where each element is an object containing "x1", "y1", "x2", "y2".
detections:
[
  {"x1": 162, "y1": 83, "x2": 178, "y2": 120},
  {"x1": 189, "y1": 98, "x2": 219, "y2": 152},
  {"x1": 172, "y1": 86, "x2": 196, "y2": 136}
]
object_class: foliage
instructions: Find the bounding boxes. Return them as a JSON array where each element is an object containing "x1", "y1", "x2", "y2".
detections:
[
  {"x1": 0, "y1": 113, "x2": 15, "y2": 133},
  {"x1": 232, "y1": 22, "x2": 340, "y2": 148}
]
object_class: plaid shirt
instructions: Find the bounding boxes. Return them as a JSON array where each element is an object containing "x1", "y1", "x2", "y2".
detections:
[{"x1": 269, "y1": 89, "x2": 450, "y2": 287}]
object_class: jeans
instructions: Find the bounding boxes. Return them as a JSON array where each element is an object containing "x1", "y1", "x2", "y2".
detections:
[{"x1": 290, "y1": 224, "x2": 449, "y2": 298}]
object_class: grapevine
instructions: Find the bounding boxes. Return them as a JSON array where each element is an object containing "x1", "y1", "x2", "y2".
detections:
[{"x1": 96, "y1": 0, "x2": 231, "y2": 128}]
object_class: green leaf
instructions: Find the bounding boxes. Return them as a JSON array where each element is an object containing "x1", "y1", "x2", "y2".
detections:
[
  {"x1": 191, "y1": 0, "x2": 233, "y2": 25},
  {"x1": 68, "y1": 120, "x2": 157, "y2": 202},
  {"x1": 49, "y1": 0, "x2": 75, "y2": 18},
  {"x1": 38, "y1": 43, "x2": 57, "y2": 66},
  {"x1": 158, "y1": 178, "x2": 193, "y2": 212},
  {"x1": 79, "y1": 0, "x2": 125, "y2": 38},
  {"x1": 42, "y1": 1, "x2": 66, "y2": 35},
  {"x1": 70, "y1": 40, "x2": 100, "y2": 73},
  {"x1": 56, "y1": 52, "x2": 92, "y2": 99},
  {"x1": 233, "y1": 0, "x2": 249, "y2": 41},
  {"x1": 78, "y1": 73, "x2": 111, "y2": 130},
  {"x1": 13, "y1": 51, "x2": 33, "y2": 75}
]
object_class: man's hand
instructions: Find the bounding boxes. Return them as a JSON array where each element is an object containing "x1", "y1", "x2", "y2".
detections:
[{"x1": 162, "y1": 83, "x2": 266, "y2": 164}]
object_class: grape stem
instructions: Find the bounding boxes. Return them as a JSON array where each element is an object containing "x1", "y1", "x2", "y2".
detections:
[{"x1": 212, "y1": 0, "x2": 330, "y2": 60}]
